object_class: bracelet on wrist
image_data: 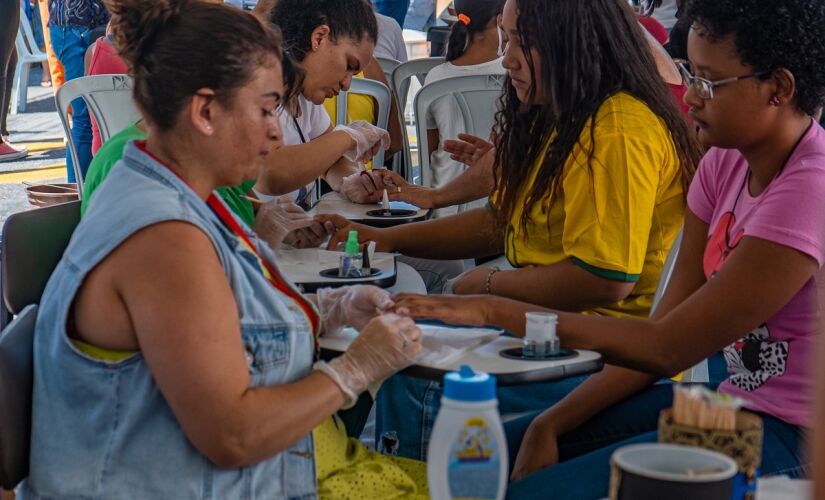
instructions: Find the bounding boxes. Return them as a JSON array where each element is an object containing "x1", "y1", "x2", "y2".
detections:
[{"x1": 484, "y1": 266, "x2": 500, "y2": 295}]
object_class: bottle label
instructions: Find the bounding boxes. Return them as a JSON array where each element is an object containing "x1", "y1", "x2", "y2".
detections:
[{"x1": 447, "y1": 416, "x2": 500, "y2": 499}]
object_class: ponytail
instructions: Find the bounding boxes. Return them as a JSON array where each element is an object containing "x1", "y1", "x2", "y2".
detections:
[{"x1": 444, "y1": 0, "x2": 506, "y2": 62}]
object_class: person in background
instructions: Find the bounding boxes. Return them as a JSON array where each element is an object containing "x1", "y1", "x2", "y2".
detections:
[
  {"x1": 36, "y1": 0, "x2": 64, "y2": 91},
  {"x1": 28, "y1": 0, "x2": 52, "y2": 86},
  {"x1": 375, "y1": 10, "x2": 408, "y2": 62},
  {"x1": 373, "y1": 0, "x2": 410, "y2": 31},
  {"x1": 20, "y1": 1, "x2": 424, "y2": 498},
  {"x1": 49, "y1": 0, "x2": 109, "y2": 181},
  {"x1": 420, "y1": 0, "x2": 505, "y2": 218},
  {"x1": 652, "y1": 0, "x2": 678, "y2": 31},
  {"x1": 395, "y1": 0, "x2": 825, "y2": 497},
  {"x1": 259, "y1": 0, "x2": 394, "y2": 206},
  {"x1": 0, "y1": 0, "x2": 28, "y2": 162}
]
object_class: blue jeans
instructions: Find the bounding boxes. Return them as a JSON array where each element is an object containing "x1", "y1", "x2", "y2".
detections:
[
  {"x1": 375, "y1": 353, "x2": 731, "y2": 461},
  {"x1": 375, "y1": 374, "x2": 589, "y2": 460},
  {"x1": 373, "y1": 0, "x2": 410, "y2": 29},
  {"x1": 50, "y1": 25, "x2": 94, "y2": 182},
  {"x1": 503, "y1": 384, "x2": 807, "y2": 500}
]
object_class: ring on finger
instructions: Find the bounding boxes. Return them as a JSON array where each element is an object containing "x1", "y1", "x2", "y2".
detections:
[{"x1": 396, "y1": 186, "x2": 401, "y2": 194}]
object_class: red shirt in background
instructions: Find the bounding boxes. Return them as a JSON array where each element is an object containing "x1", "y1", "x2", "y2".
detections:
[{"x1": 88, "y1": 37, "x2": 129, "y2": 154}]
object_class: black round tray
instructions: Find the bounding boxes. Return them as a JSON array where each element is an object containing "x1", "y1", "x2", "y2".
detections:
[
  {"x1": 365, "y1": 208, "x2": 418, "y2": 218},
  {"x1": 319, "y1": 267, "x2": 382, "y2": 279},
  {"x1": 499, "y1": 347, "x2": 578, "y2": 361}
]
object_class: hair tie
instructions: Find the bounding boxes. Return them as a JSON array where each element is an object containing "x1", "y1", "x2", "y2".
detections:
[{"x1": 457, "y1": 13, "x2": 471, "y2": 25}]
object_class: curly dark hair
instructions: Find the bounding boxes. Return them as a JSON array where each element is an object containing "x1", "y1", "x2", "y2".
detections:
[
  {"x1": 684, "y1": 0, "x2": 825, "y2": 116},
  {"x1": 269, "y1": 0, "x2": 377, "y2": 110},
  {"x1": 494, "y1": 0, "x2": 703, "y2": 235}
]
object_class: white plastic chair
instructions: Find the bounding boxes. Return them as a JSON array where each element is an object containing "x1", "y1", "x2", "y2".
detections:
[
  {"x1": 335, "y1": 78, "x2": 392, "y2": 167},
  {"x1": 375, "y1": 57, "x2": 401, "y2": 86},
  {"x1": 11, "y1": 6, "x2": 48, "y2": 115},
  {"x1": 55, "y1": 75, "x2": 140, "y2": 198},
  {"x1": 413, "y1": 74, "x2": 504, "y2": 194},
  {"x1": 648, "y1": 228, "x2": 709, "y2": 383},
  {"x1": 391, "y1": 57, "x2": 445, "y2": 180}
]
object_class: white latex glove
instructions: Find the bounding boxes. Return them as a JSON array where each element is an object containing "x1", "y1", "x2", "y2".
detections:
[
  {"x1": 334, "y1": 121, "x2": 390, "y2": 164},
  {"x1": 316, "y1": 285, "x2": 393, "y2": 335},
  {"x1": 252, "y1": 199, "x2": 314, "y2": 249},
  {"x1": 315, "y1": 314, "x2": 422, "y2": 406},
  {"x1": 340, "y1": 169, "x2": 385, "y2": 203}
]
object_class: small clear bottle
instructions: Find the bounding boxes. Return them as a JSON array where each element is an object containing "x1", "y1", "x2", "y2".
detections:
[
  {"x1": 339, "y1": 230, "x2": 362, "y2": 277},
  {"x1": 523, "y1": 312, "x2": 560, "y2": 358}
]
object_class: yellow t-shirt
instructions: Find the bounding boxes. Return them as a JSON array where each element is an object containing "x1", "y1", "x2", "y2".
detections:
[
  {"x1": 500, "y1": 91, "x2": 684, "y2": 319},
  {"x1": 324, "y1": 73, "x2": 378, "y2": 170}
]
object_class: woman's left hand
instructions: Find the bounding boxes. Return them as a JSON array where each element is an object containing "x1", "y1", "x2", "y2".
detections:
[
  {"x1": 391, "y1": 294, "x2": 490, "y2": 326},
  {"x1": 340, "y1": 170, "x2": 385, "y2": 204},
  {"x1": 451, "y1": 267, "x2": 496, "y2": 295}
]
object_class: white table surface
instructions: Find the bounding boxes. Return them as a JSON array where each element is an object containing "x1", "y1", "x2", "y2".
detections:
[
  {"x1": 308, "y1": 192, "x2": 429, "y2": 225},
  {"x1": 275, "y1": 248, "x2": 397, "y2": 290},
  {"x1": 319, "y1": 326, "x2": 603, "y2": 385}
]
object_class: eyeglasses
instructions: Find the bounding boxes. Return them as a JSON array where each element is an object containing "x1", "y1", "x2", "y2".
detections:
[{"x1": 676, "y1": 60, "x2": 770, "y2": 100}]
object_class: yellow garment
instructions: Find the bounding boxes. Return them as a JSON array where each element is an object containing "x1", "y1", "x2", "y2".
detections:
[
  {"x1": 73, "y1": 341, "x2": 429, "y2": 497},
  {"x1": 324, "y1": 73, "x2": 378, "y2": 169},
  {"x1": 499, "y1": 92, "x2": 684, "y2": 319},
  {"x1": 315, "y1": 416, "x2": 429, "y2": 500}
]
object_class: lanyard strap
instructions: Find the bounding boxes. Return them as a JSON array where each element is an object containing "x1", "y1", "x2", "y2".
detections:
[{"x1": 134, "y1": 141, "x2": 320, "y2": 338}]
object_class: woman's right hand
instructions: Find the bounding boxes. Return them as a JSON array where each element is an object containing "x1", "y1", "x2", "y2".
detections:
[
  {"x1": 315, "y1": 314, "x2": 422, "y2": 404},
  {"x1": 315, "y1": 214, "x2": 394, "y2": 252},
  {"x1": 443, "y1": 133, "x2": 495, "y2": 168}
]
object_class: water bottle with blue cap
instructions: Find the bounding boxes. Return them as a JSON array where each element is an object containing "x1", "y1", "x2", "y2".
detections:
[{"x1": 427, "y1": 365, "x2": 507, "y2": 500}]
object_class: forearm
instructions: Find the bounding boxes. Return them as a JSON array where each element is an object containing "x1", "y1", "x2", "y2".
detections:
[
  {"x1": 386, "y1": 207, "x2": 502, "y2": 259},
  {"x1": 430, "y1": 159, "x2": 495, "y2": 209},
  {"x1": 488, "y1": 260, "x2": 634, "y2": 311},
  {"x1": 211, "y1": 371, "x2": 346, "y2": 468},
  {"x1": 537, "y1": 366, "x2": 659, "y2": 436},
  {"x1": 257, "y1": 131, "x2": 353, "y2": 195}
]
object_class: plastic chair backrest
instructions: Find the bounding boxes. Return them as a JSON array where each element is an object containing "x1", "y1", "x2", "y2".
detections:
[
  {"x1": 0, "y1": 304, "x2": 38, "y2": 489},
  {"x1": 413, "y1": 74, "x2": 504, "y2": 188},
  {"x1": 390, "y1": 58, "x2": 445, "y2": 181},
  {"x1": 335, "y1": 78, "x2": 392, "y2": 166},
  {"x1": 391, "y1": 57, "x2": 445, "y2": 116},
  {"x1": 1, "y1": 201, "x2": 80, "y2": 322},
  {"x1": 376, "y1": 57, "x2": 401, "y2": 85},
  {"x1": 16, "y1": 6, "x2": 45, "y2": 60},
  {"x1": 55, "y1": 75, "x2": 140, "y2": 197}
]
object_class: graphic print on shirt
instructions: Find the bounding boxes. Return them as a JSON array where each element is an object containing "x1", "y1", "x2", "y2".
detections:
[
  {"x1": 723, "y1": 325, "x2": 789, "y2": 392},
  {"x1": 705, "y1": 211, "x2": 790, "y2": 391}
]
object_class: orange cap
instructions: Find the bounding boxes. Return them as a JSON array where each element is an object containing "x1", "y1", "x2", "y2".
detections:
[{"x1": 457, "y1": 13, "x2": 471, "y2": 25}]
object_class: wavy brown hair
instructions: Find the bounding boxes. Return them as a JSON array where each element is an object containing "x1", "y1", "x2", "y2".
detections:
[{"x1": 493, "y1": 0, "x2": 702, "y2": 235}]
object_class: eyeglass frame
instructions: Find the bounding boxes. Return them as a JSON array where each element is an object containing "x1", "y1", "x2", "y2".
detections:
[{"x1": 676, "y1": 60, "x2": 771, "y2": 100}]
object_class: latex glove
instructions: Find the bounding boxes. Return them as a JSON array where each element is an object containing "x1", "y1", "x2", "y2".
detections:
[
  {"x1": 340, "y1": 169, "x2": 385, "y2": 203},
  {"x1": 316, "y1": 285, "x2": 393, "y2": 335},
  {"x1": 252, "y1": 199, "x2": 314, "y2": 249},
  {"x1": 334, "y1": 121, "x2": 390, "y2": 164},
  {"x1": 314, "y1": 314, "x2": 422, "y2": 406}
]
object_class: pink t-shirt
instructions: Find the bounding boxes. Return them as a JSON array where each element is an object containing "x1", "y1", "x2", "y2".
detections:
[{"x1": 687, "y1": 122, "x2": 825, "y2": 427}]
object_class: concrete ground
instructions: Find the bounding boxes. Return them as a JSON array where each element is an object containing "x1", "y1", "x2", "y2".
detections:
[{"x1": 1, "y1": 66, "x2": 68, "y2": 227}]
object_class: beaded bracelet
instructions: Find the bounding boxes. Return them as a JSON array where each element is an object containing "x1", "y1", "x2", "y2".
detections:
[{"x1": 485, "y1": 266, "x2": 501, "y2": 294}]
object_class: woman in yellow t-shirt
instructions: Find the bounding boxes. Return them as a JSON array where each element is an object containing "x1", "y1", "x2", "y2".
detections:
[
  {"x1": 322, "y1": 0, "x2": 701, "y2": 320},
  {"x1": 317, "y1": 0, "x2": 703, "y2": 464}
]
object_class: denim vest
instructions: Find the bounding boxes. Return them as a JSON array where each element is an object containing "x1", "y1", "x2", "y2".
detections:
[{"x1": 20, "y1": 143, "x2": 317, "y2": 499}]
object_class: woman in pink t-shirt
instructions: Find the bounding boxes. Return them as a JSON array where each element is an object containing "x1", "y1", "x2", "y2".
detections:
[{"x1": 393, "y1": 0, "x2": 825, "y2": 497}]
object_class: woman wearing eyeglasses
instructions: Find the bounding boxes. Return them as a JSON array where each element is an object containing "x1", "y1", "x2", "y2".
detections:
[{"x1": 394, "y1": 0, "x2": 825, "y2": 497}]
